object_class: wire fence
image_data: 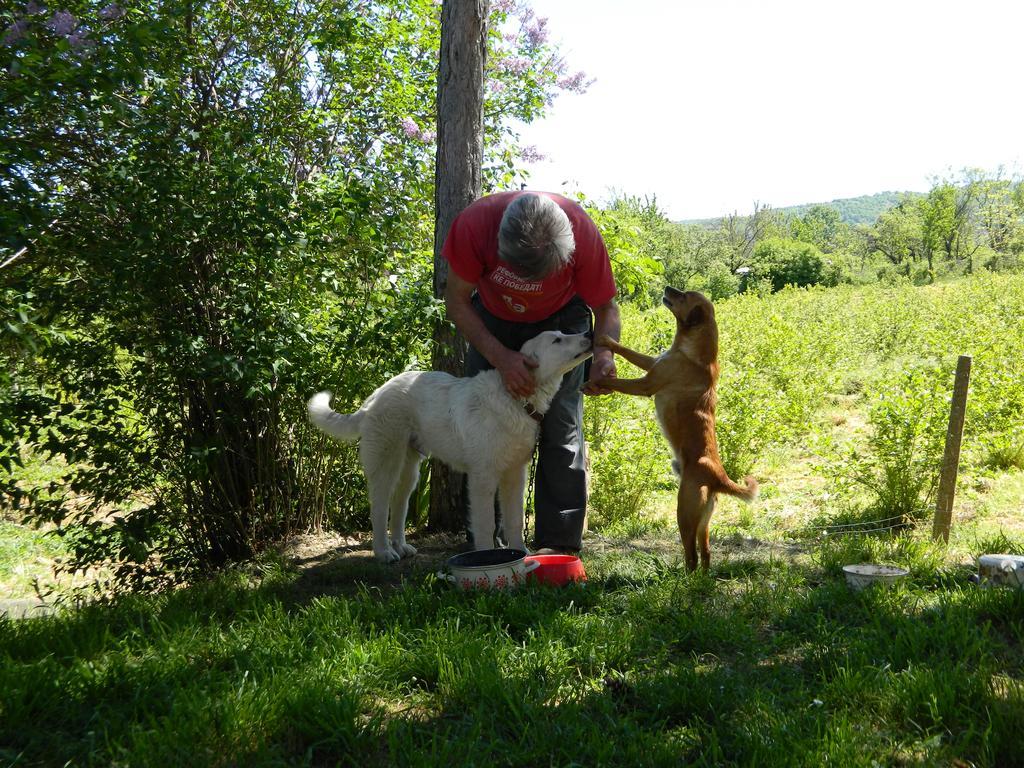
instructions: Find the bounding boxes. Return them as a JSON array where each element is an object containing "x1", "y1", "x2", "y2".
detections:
[{"x1": 797, "y1": 514, "x2": 910, "y2": 538}]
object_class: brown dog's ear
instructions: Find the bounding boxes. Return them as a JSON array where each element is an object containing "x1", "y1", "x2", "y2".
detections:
[{"x1": 683, "y1": 304, "x2": 705, "y2": 328}]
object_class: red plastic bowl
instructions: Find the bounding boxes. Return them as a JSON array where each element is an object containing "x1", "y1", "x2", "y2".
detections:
[{"x1": 524, "y1": 554, "x2": 587, "y2": 586}]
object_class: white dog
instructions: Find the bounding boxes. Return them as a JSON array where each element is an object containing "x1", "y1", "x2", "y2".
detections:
[{"x1": 308, "y1": 330, "x2": 593, "y2": 563}]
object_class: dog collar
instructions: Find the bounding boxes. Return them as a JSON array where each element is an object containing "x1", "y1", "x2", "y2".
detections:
[{"x1": 522, "y1": 402, "x2": 544, "y2": 423}]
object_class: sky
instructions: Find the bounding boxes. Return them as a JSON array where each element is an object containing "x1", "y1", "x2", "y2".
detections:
[{"x1": 513, "y1": 0, "x2": 1024, "y2": 221}]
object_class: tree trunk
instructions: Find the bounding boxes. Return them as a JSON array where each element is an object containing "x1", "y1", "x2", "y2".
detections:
[{"x1": 429, "y1": 0, "x2": 489, "y2": 532}]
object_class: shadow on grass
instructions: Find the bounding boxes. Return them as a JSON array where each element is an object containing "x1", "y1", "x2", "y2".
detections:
[{"x1": 3, "y1": 537, "x2": 1023, "y2": 766}]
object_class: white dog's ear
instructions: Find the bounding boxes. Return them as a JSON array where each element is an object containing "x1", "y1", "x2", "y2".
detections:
[{"x1": 523, "y1": 354, "x2": 540, "y2": 372}]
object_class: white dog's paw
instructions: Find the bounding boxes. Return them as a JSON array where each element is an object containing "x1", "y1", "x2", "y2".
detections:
[
  {"x1": 392, "y1": 540, "x2": 418, "y2": 558},
  {"x1": 373, "y1": 545, "x2": 401, "y2": 564}
]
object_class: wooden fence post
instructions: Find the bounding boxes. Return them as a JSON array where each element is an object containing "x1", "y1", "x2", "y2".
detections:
[{"x1": 932, "y1": 355, "x2": 972, "y2": 543}]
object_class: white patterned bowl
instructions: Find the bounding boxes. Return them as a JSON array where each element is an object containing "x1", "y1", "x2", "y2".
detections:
[{"x1": 438, "y1": 548, "x2": 540, "y2": 591}]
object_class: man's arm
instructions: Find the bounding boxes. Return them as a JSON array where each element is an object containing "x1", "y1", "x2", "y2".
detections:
[
  {"x1": 444, "y1": 271, "x2": 537, "y2": 397},
  {"x1": 582, "y1": 300, "x2": 621, "y2": 396}
]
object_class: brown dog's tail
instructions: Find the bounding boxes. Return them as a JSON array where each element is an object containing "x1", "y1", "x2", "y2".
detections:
[{"x1": 715, "y1": 467, "x2": 759, "y2": 502}]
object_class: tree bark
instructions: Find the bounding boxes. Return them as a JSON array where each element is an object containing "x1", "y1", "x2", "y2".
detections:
[{"x1": 429, "y1": 0, "x2": 489, "y2": 532}]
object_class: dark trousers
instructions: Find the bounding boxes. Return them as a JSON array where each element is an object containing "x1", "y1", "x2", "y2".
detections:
[{"x1": 463, "y1": 295, "x2": 591, "y2": 551}]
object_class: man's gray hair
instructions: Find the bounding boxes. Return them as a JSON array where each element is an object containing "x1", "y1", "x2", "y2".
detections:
[{"x1": 497, "y1": 193, "x2": 575, "y2": 280}]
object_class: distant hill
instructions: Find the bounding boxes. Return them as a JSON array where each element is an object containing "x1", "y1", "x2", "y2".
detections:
[{"x1": 680, "y1": 191, "x2": 923, "y2": 228}]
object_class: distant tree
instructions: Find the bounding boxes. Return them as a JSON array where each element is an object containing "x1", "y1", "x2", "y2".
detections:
[
  {"x1": 870, "y1": 202, "x2": 924, "y2": 269},
  {"x1": 664, "y1": 224, "x2": 731, "y2": 293},
  {"x1": 790, "y1": 205, "x2": 843, "y2": 253},
  {"x1": 719, "y1": 203, "x2": 781, "y2": 273},
  {"x1": 976, "y1": 177, "x2": 1024, "y2": 265}
]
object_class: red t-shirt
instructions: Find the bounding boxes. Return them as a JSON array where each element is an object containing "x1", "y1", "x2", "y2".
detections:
[{"x1": 441, "y1": 191, "x2": 617, "y2": 322}]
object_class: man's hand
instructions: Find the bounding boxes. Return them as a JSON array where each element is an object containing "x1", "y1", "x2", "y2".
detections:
[
  {"x1": 583, "y1": 350, "x2": 617, "y2": 395},
  {"x1": 497, "y1": 349, "x2": 539, "y2": 398}
]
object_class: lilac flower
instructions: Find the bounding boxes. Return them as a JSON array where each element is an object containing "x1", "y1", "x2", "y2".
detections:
[
  {"x1": 492, "y1": 0, "x2": 515, "y2": 13},
  {"x1": 526, "y1": 17, "x2": 548, "y2": 47},
  {"x1": 420, "y1": 130, "x2": 436, "y2": 143},
  {"x1": 2, "y1": 19, "x2": 29, "y2": 46},
  {"x1": 23, "y1": 1, "x2": 46, "y2": 15},
  {"x1": 400, "y1": 117, "x2": 420, "y2": 139},
  {"x1": 499, "y1": 56, "x2": 530, "y2": 75},
  {"x1": 46, "y1": 9, "x2": 76, "y2": 36},
  {"x1": 98, "y1": 3, "x2": 124, "y2": 21},
  {"x1": 557, "y1": 71, "x2": 593, "y2": 94},
  {"x1": 487, "y1": 79, "x2": 506, "y2": 94},
  {"x1": 519, "y1": 145, "x2": 545, "y2": 163},
  {"x1": 67, "y1": 29, "x2": 89, "y2": 49}
]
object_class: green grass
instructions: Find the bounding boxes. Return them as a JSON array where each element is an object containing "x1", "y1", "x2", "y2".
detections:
[
  {"x1": 2, "y1": 538, "x2": 1023, "y2": 767},
  {"x1": 0, "y1": 522, "x2": 67, "y2": 600}
]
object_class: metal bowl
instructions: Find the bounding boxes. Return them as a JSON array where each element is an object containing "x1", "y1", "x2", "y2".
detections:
[{"x1": 438, "y1": 548, "x2": 540, "y2": 590}]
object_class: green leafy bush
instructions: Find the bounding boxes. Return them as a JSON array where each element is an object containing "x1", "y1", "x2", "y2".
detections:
[
  {"x1": 0, "y1": 0, "x2": 584, "y2": 588},
  {"x1": 753, "y1": 237, "x2": 831, "y2": 291},
  {"x1": 838, "y1": 365, "x2": 951, "y2": 522}
]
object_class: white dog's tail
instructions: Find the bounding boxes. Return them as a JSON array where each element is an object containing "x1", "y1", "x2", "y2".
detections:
[{"x1": 307, "y1": 391, "x2": 362, "y2": 443}]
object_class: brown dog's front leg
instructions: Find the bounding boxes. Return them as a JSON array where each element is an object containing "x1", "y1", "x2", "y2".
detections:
[
  {"x1": 597, "y1": 335, "x2": 657, "y2": 372},
  {"x1": 592, "y1": 375, "x2": 659, "y2": 397}
]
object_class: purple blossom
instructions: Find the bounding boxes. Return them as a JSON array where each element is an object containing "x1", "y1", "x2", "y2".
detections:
[
  {"x1": 557, "y1": 71, "x2": 592, "y2": 94},
  {"x1": 499, "y1": 56, "x2": 530, "y2": 75},
  {"x1": 525, "y1": 17, "x2": 548, "y2": 47},
  {"x1": 400, "y1": 117, "x2": 420, "y2": 139},
  {"x1": 23, "y1": 1, "x2": 46, "y2": 15},
  {"x1": 487, "y1": 79, "x2": 506, "y2": 94},
  {"x1": 46, "y1": 9, "x2": 76, "y2": 36},
  {"x1": 98, "y1": 3, "x2": 124, "y2": 21},
  {"x1": 519, "y1": 145, "x2": 545, "y2": 163},
  {"x1": 67, "y1": 29, "x2": 89, "y2": 49},
  {"x1": 420, "y1": 130, "x2": 436, "y2": 143},
  {"x1": 2, "y1": 19, "x2": 29, "y2": 45},
  {"x1": 492, "y1": 0, "x2": 515, "y2": 13}
]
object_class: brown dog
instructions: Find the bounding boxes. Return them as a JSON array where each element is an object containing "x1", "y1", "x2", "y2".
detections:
[{"x1": 595, "y1": 287, "x2": 758, "y2": 571}]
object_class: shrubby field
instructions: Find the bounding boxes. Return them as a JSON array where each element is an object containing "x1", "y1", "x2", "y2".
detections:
[{"x1": 585, "y1": 272, "x2": 1024, "y2": 538}]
